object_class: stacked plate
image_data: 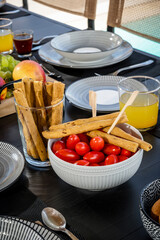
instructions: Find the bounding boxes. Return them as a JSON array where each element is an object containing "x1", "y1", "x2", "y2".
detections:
[
  {"x1": 39, "y1": 30, "x2": 133, "y2": 69},
  {"x1": 0, "y1": 142, "x2": 25, "y2": 192}
]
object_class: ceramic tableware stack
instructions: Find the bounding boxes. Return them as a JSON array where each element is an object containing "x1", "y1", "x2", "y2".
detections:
[{"x1": 39, "y1": 30, "x2": 133, "y2": 69}]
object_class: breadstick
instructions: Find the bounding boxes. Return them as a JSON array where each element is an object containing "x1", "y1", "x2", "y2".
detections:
[
  {"x1": 45, "y1": 82, "x2": 53, "y2": 106},
  {"x1": 14, "y1": 81, "x2": 22, "y2": 90},
  {"x1": 22, "y1": 78, "x2": 35, "y2": 107},
  {"x1": 50, "y1": 81, "x2": 65, "y2": 126},
  {"x1": 33, "y1": 81, "x2": 48, "y2": 132},
  {"x1": 103, "y1": 126, "x2": 152, "y2": 151},
  {"x1": 87, "y1": 130, "x2": 139, "y2": 152},
  {"x1": 43, "y1": 116, "x2": 128, "y2": 139},
  {"x1": 18, "y1": 110, "x2": 39, "y2": 159},
  {"x1": 14, "y1": 89, "x2": 47, "y2": 161},
  {"x1": 49, "y1": 112, "x2": 127, "y2": 131}
]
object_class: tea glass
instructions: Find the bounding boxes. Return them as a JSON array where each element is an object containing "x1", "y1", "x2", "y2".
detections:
[
  {"x1": 15, "y1": 98, "x2": 64, "y2": 167},
  {"x1": 118, "y1": 76, "x2": 160, "y2": 131},
  {"x1": 0, "y1": 18, "x2": 13, "y2": 54},
  {"x1": 13, "y1": 29, "x2": 33, "y2": 58}
]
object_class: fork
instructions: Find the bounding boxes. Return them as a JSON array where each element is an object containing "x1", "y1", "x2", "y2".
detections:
[
  {"x1": 29, "y1": 56, "x2": 62, "y2": 80},
  {"x1": 95, "y1": 59, "x2": 154, "y2": 76}
]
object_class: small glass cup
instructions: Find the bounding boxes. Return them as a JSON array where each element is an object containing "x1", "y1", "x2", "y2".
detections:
[
  {"x1": 118, "y1": 76, "x2": 160, "y2": 131},
  {"x1": 13, "y1": 29, "x2": 33, "y2": 58},
  {"x1": 0, "y1": 18, "x2": 13, "y2": 54},
  {"x1": 15, "y1": 98, "x2": 64, "y2": 167}
]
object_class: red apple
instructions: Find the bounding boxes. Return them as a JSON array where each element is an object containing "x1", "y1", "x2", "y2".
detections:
[
  {"x1": 12, "y1": 60, "x2": 46, "y2": 82},
  {"x1": 0, "y1": 77, "x2": 7, "y2": 100}
]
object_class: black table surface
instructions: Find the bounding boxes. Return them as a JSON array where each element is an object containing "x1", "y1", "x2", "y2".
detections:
[{"x1": 1, "y1": 3, "x2": 160, "y2": 240}]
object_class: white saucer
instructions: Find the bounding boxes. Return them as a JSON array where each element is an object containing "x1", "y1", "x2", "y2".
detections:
[{"x1": 38, "y1": 41, "x2": 133, "y2": 69}]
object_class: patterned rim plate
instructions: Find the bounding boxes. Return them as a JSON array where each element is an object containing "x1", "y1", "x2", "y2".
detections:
[
  {"x1": 0, "y1": 216, "x2": 62, "y2": 240},
  {"x1": 65, "y1": 76, "x2": 147, "y2": 112},
  {"x1": 0, "y1": 142, "x2": 25, "y2": 192},
  {"x1": 38, "y1": 41, "x2": 133, "y2": 69}
]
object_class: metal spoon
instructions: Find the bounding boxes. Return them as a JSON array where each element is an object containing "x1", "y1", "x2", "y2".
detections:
[
  {"x1": 33, "y1": 35, "x2": 57, "y2": 45},
  {"x1": 41, "y1": 207, "x2": 79, "y2": 240}
]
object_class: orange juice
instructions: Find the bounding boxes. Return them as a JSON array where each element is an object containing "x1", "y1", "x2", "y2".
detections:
[
  {"x1": 0, "y1": 29, "x2": 13, "y2": 53},
  {"x1": 119, "y1": 93, "x2": 159, "y2": 129}
]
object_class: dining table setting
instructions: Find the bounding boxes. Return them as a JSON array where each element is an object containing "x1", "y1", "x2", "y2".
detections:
[{"x1": 1, "y1": 2, "x2": 160, "y2": 240}]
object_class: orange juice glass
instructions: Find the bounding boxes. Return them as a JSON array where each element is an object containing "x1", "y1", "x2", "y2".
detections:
[
  {"x1": 0, "y1": 18, "x2": 13, "y2": 54},
  {"x1": 118, "y1": 76, "x2": 160, "y2": 131}
]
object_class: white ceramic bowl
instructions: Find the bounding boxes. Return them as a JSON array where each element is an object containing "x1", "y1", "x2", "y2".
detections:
[
  {"x1": 50, "y1": 30, "x2": 123, "y2": 62},
  {"x1": 48, "y1": 124, "x2": 143, "y2": 191}
]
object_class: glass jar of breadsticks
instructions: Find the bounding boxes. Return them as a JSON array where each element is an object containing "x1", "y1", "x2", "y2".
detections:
[{"x1": 14, "y1": 77, "x2": 65, "y2": 167}]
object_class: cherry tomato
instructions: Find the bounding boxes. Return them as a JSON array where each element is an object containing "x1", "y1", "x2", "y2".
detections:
[
  {"x1": 89, "y1": 163, "x2": 99, "y2": 166},
  {"x1": 61, "y1": 136, "x2": 68, "y2": 143},
  {"x1": 118, "y1": 155, "x2": 128, "y2": 162},
  {"x1": 103, "y1": 144, "x2": 121, "y2": 155},
  {"x1": 77, "y1": 133, "x2": 90, "y2": 144},
  {"x1": 121, "y1": 149, "x2": 132, "y2": 158},
  {"x1": 90, "y1": 136, "x2": 104, "y2": 151},
  {"x1": 74, "y1": 160, "x2": 90, "y2": 166},
  {"x1": 51, "y1": 140, "x2": 66, "y2": 154},
  {"x1": 75, "y1": 142, "x2": 90, "y2": 156},
  {"x1": 83, "y1": 151, "x2": 105, "y2": 163},
  {"x1": 55, "y1": 149, "x2": 80, "y2": 163},
  {"x1": 104, "y1": 154, "x2": 118, "y2": 165},
  {"x1": 66, "y1": 134, "x2": 80, "y2": 150}
]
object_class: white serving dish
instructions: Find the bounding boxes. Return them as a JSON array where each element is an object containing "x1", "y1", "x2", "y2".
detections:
[
  {"x1": 48, "y1": 123, "x2": 143, "y2": 191},
  {"x1": 50, "y1": 30, "x2": 123, "y2": 62}
]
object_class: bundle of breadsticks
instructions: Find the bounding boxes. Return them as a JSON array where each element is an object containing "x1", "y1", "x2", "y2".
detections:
[
  {"x1": 42, "y1": 111, "x2": 152, "y2": 153},
  {"x1": 13, "y1": 77, "x2": 65, "y2": 161}
]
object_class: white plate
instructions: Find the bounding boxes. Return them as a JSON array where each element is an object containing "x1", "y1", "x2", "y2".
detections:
[
  {"x1": 0, "y1": 216, "x2": 61, "y2": 240},
  {"x1": 0, "y1": 142, "x2": 25, "y2": 192},
  {"x1": 38, "y1": 41, "x2": 133, "y2": 69},
  {"x1": 65, "y1": 76, "x2": 147, "y2": 112}
]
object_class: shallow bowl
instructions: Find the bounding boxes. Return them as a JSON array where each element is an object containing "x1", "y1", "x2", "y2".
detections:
[
  {"x1": 48, "y1": 123, "x2": 143, "y2": 191},
  {"x1": 140, "y1": 179, "x2": 160, "y2": 239},
  {"x1": 50, "y1": 30, "x2": 123, "y2": 62}
]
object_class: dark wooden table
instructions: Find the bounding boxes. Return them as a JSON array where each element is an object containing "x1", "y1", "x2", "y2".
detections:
[{"x1": 0, "y1": 3, "x2": 160, "y2": 240}]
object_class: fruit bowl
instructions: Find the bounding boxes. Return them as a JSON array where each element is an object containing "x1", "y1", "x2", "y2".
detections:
[{"x1": 48, "y1": 124, "x2": 143, "y2": 191}]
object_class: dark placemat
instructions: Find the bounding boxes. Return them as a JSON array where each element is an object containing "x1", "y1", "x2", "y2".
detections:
[
  {"x1": 0, "y1": 4, "x2": 30, "y2": 19},
  {"x1": 0, "y1": 174, "x2": 83, "y2": 240},
  {"x1": 33, "y1": 48, "x2": 160, "y2": 87}
]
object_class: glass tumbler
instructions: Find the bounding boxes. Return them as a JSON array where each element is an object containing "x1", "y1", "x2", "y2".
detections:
[
  {"x1": 0, "y1": 18, "x2": 13, "y2": 54},
  {"x1": 13, "y1": 29, "x2": 33, "y2": 58},
  {"x1": 118, "y1": 76, "x2": 160, "y2": 131},
  {"x1": 15, "y1": 98, "x2": 64, "y2": 167}
]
